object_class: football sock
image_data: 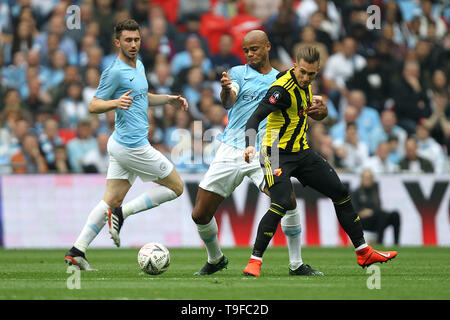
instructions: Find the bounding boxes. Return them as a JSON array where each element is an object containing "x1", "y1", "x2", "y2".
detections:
[
  {"x1": 251, "y1": 202, "x2": 286, "y2": 258},
  {"x1": 74, "y1": 200, "x2": 110, "y2": 253},
  {"x1": 122, "y1": 186, "x2": 177, "y2": 219},
  {"x1": 282, "y1": 208, "x2": 303, "y2": 269},
  {"x1": 334, "y1": 195, "x2": 366, "y2": 248},
  {"x1": 196, "y1": 217, "x2": 223, "y2": 264}
]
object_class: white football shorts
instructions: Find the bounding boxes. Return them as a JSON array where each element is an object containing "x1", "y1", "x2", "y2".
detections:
[
  {"x1": 199, "y1": 142, "x2": 265, "y2": 198},
  {"x1": 106, "y1": 136, "x2": 173, "y2": 184}
]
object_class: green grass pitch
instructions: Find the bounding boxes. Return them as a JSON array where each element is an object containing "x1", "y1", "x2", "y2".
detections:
[{"x1": 0, "y1": 246, "x2": 449, "y2": 300}]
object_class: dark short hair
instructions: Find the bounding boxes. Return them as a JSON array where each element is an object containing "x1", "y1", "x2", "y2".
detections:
[
  {"x1": 296, "y1": 46, "x2": 320, "y2": 65},
  {"x1": 114, "y1": 19, "x2": 140, "y2": 40}
]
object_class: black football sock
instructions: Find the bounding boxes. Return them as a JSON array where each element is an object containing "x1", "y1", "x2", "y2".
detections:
[
  {"x1": 251, "y1": 203, "x2": 286, "y2": 258},
  {"x1": 334, "y1": 195, "x2": 366, "y2": 248}
]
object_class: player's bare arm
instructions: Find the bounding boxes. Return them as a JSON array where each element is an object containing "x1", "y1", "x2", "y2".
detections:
[
  {"x1": 220, "y1": 71, "x2": 237, "y2": 109},
  {"x1": 89, "y1": 90, "x2": 133, "y2": 114},
  {"x1": 307, "y1": 95, "x2": 328, "y2": 121},
  {"x1": 148, "y1": 93, "x2": 189, "y2": 111}
]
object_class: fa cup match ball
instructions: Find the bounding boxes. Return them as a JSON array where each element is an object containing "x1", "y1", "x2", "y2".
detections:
[{"x1": 138, "y1": 242, "x2": 170, "y2": 275}]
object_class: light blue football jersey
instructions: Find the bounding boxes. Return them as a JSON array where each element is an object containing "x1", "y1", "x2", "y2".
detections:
[
  {"x1": 218, "y1": 65, "x2": 279, "y2": 150},
  {"x1": 94, "y1": 58, "x2": 149, "y2": 148}
]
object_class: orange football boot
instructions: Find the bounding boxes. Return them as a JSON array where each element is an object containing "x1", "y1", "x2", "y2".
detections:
[
  {"x1": 243, "y1": 258, "x2": 262, "y2": 276},
  {"x1": 357, "y1": 246, "x2": 398, "y2": 268}
]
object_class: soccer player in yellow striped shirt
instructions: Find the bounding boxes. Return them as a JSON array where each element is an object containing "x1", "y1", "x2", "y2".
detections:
[{"x1": 242, "y1": 46, "x2": 398, "y2": 276}]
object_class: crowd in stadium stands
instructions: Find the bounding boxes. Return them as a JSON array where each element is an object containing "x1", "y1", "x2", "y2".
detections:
[{"x1": 0, "y1": 0, "x2": 448, "y2": 175}]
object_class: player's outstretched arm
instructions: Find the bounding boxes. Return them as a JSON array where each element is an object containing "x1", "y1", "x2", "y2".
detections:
[
  {"x1": 148, "y1": 93, "x2": 189, "y2": 111},
  {"x1": 89, "y1": 90, "x2": 133, "y2": 114}
]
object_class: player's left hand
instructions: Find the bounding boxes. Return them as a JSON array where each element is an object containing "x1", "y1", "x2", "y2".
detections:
[
  {"x1": 168, "y1": 95, "x2": 189, "y2": 111},
  {"x1": 306, "y1": 95, "x2": 328, "y2": 120}
]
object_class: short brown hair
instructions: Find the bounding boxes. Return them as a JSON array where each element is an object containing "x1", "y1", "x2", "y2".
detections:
[
  {"x1": 296, "y1": 46, "x2": 320, "y2": 65},
  {"x1": 114, "y1": 19, "x2": 140, "y2": 40}
]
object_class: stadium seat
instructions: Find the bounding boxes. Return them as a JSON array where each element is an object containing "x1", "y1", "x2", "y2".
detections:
[
  {"x1": 199, "y1": 13, "x2": 229, "y2": 55},
  {"x1": 58, "y1": 129, "x2": 77, "y2": 144}
]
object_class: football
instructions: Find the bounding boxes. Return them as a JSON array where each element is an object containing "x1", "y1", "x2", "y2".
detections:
[{"x1": 137, "y1": 242, "x2": 170, "y2": 275}]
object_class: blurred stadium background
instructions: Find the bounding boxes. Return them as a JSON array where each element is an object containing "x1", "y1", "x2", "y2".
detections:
[{"x1": 0, "y1": 0, "x2": 449, "y2": 249}]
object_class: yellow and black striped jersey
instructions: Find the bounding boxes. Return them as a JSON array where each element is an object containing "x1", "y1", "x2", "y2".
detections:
[{"x1": 260, "y1": 68, "x2": 312, "y2": 153}]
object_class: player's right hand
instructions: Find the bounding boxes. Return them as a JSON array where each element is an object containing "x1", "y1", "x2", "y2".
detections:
[
  {"x1": 244, "y1": 146, "x2": 256, "y2": 163},
  {"x1": 220, "y1": 72, "x2": 232, "y2": 91},
  {"x1": 117, "y1": 90, "x2": 133, "y2": 109}
]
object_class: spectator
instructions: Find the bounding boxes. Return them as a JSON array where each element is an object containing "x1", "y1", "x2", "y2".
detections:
[
  {"x1": 82, "y1": 67, "x2": 101, "y2": 108},
  {"x1": 82, "y1": 132, "x2": 109, "y2": 173},
  {"x1": 40, "y1": 49, "x2": 67, "y2": 92},
  {"x1": 165, "y1": 109, "x2": 193, "y2": 154},
  {"x1": 415, "y1": 123, "x2": 446, "y2": 174},
  {"x1": 10, "y1": 133, "x2": 48, "y2": 174},
  {"x1": 23, "y1": 77, "x2": 52, "y2": 118},
  {"x1": 329, "y1": 104, "x2": 359, "y2": 144},
  {"x1": 0, "y1": 104, "x2": 23, "y2": 173},
  {"x1": 266, "y1": 0, "x2": 302, "y2": 70},
  {"x1": 172, "y1": 47, "x2": 211, "y2": 93},
  {"x1": 32, "y1": 15, "x2": 78, "y2": 66},
  {"x1": 210, "y1": 33, "x2": 242, "y2": 81},
  {"x1": 48, "y1": 144, "x2": 71, "y2": 173},
  {"x1": 171, "y1": 34, "x2": 212, "y2": 77},
  {"x1": 346, "y1": 49, "x2": 391, "y2": 113},
  {"x1": 381, "y1": 1, "x2": 407, "y2": 48},
  {"x1": 92, "y1": 0, "x2": 116, "y2": 55},
  {"x1": 48, "y1": 65, "x2": 81, "y2": 110},
  {"x1": 333, "y1": 122, "x2": 369, "y2": 174},
  {"x1": 38, "y1": 118, "x2": 63, "y2": 168},
  {"x1": 292, "y1": 26, "x2": 329, "y2": 68},
  {"x1": 418, "y1": 0, "x2": 447, "y2": 40},
  {"x1": 399, "y1": 137, "x2": 434, "y2": 173},
  {"x1": 2, "y1": 51, "x2": 27, "y2": 94},
  {"x1": 404, "y1": 15, "x2": 422, "y2": 50},
  {"x1": 351, "y1": 169, "x2": 401, "y2": 245},
  {"x1": 323, "y1": 37, "x2": 366, "y2": 109},
  {"x1": 392, "y1": 59, "x2": 431, "y2": 134},
  {"x1": 175, "y1": 12, "x2": 210, "y2": 54},
  {"x1": 66, "y1": 118, "x2": 98, "y2": 173},
  {"x1": 58, "y1": 81, "x2": 89, "y2": 129},
  {"x1": 9, "y1": 19, "x2": 34, "y2": 59},
  {"x1": 24, "y1": 49, "x2": 49, "y2": 91},
  {"x1": 363, "y1": 141, "x2": 398, "y2": 174},
  {"x1": 148, "y1": 62, "x2": 174, "y2": 95},
  {"x1": 369, "y1": 109, "x2": 408, "y2": 157},
  {"x1": 307, "y1": 11, "x2": 334, "y2": 53},
  {"x1": 180, "y1": 66, "x2": 206, "y2": 120},
  {"x1": 422, "y1": 90, "x2": 450, "y2": 148},
  {"x1": 297, "y1": 0, "x2": 342, "y2": 38}
]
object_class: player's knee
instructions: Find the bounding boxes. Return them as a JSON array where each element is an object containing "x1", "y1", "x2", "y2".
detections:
[
  {"x1": 273, "y1": 196, "x2": 295, "y2": 212},
  {"x1": 191, "y1": 207, "x2": 212, "y2": 225},
  {"x1": 332, "y1": 184, "x2": 350, "y2": 204}
]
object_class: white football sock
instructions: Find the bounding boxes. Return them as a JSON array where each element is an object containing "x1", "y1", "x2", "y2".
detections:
[
  {"x1": 122, "y1": 186, "x2": 177, "y2": 219},
  {"x1": 74, "y1": 200, "x2": 110, "y2": 253},
  {"x1": 196, "y1": 217, "x2": 223, "y2": 264},
  {"x1": 282, "y1": 208, "x2": 303, "y2": 269}
]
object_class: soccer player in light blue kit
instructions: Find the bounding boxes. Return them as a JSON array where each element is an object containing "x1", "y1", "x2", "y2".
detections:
[
  {"x1": 65, "y1": 19, "x2": 188, "y2": 270},
  {"x1": 191, "y1": 30, "x2": 322, "y2": 276}
]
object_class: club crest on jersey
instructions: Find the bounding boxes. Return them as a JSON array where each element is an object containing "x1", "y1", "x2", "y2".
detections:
[
  {"x1": 269, "y1": 91, "x2": 281, "y2": 104},
  {"x1": 274, "y1": 168, "x2": 283, "y2": 176}
]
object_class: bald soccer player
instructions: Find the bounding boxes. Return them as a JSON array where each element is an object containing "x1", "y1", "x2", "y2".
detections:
[{"x1": 191, "y1": 30, "x2": 323, "y2": 276}]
